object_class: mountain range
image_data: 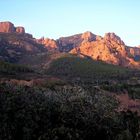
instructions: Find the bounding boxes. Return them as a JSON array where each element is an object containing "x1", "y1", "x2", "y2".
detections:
[
  {"x1": 0, "y1": 21, "x2": 140, "y2": 139},
  {"x1": 0, "y1": 21, "x2": 140, "y2": 68}
]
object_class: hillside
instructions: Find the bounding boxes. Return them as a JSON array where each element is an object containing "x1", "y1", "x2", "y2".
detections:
[
  {"x1": 46, "y1": 54, "x2": 130, "y2": 81},
  {"x1": 0, "y1": 22, "x2": 47, "y2": 63},
  {"x1": 0, "y1": 21, "x2": 140, "y2": 140},
  {"x1": 1, "y1": 21, "x2": 140, "y2": 69},
  {"x1": 0, "y1": 55, "x2": 140, "y2": 140}
]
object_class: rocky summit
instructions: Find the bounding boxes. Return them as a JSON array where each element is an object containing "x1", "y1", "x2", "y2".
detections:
[
  {"x1": 0, "y1": 21, "x2": 46, "y2": 62},
  {"x1": 0, "y1": 21, "x2": 25, "y2": 34},
  {"x1": 1, "y1": 21, "x2": 140, "y2": 68},
  {"x1": 39, "y1": 31, "x2": 140, "y2": 68}
]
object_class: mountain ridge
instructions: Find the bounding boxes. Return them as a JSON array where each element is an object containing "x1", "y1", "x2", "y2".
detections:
[
  {"x1": 38, "y1": 31, "x2": 140, "y2": 68},
  {"x1": 1, "y1": 21, "x2": 140, "y2": 68}
]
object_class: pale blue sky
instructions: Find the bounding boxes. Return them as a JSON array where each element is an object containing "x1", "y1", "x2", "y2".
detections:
[{"x1": 1, "y1": 0, "x2": 140, "y2": 46}]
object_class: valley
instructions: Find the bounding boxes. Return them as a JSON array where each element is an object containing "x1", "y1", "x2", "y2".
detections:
[{"x1": 0, "y1": 21, "x2": 140, "y2": 140}]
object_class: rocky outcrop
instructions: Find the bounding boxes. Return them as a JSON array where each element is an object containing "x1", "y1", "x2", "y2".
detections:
[
  {"x1": 81, "y1": 31, "x2": 96, "y2": 42},
  {"x1": 38, "y1": 31, "x2": 140, "y2": 68},
  {"x1": 0, "y1": 32, "x2": 46, "y2": 63},
  {"x1": 57, "y1": 31, "x2": 96, "y2": 52},
  {"x1": 16, "y1": 26, "x2": 25, "y2": 34},
  {"x1": 0, "y1": 21, "x2": 25, "y2": 34},
  {"x1": 1, "y1": 21, "x2": 140, "y2": 68},
  {"x1": 104, "y1": 32, "x2": 125, "y2": 45},
  {"x1": 57, "y1": 33, "x2": 82, "y2": 52},
  {"x1": 70, "y1": 32, "x2": 140, "y2": 67},
  {"x1": 127, "y1": 46, "x2": 140, "y2": 56},
  {"x1": 0, "y1": 22, "x2": 15, "y2": 33},
  {"x1": 37, "y1": 37, "x2": 58, "y2": 51}
]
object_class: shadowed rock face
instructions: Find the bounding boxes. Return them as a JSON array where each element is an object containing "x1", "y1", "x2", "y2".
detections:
[
  {"x1": 56, "y1": 31, "x2": 96, "y2": 52},
  {"x1": 104, "y1": 32, "x2": 125, "y2": 45},
  {"x1": 0, "y1": 21, "x2": 25, "y2": 34},
  {"x1": 81, "y1": 31, "x2": 96, "y2": 42},
  {"x1": 0, "y1": 21, "x2": 47, "y2": 63},
  {"x1": 16, "y1": 27, "x2": 25, "y2": 34},
  {"x1": 0, "y1": 32, "x2": 47, "y2": 62}
]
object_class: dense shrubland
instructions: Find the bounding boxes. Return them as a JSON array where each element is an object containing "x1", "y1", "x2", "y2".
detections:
[
  {"x1": 0, "y1": 83, "x2": 139, "y2": 140},
  {"x1": 0, "y1": 61, "x2": 33, "y2": 74},
  {"x1": 0, "y1": 55, "x2": 140, "y2": 140},
  {"x1": 46, "y1": 55, "x2": 131, "y2": 82}
]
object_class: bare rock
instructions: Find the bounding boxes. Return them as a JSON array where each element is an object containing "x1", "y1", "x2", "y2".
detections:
[
  {"x1": 16, "y1": 26, "x2": 25, "y2": 34},
  {"x1": 104, "y1": 32, "x2": 125, "y2": 45},
  {"x1": 0, "y1": 21, "x2": 15, "y2": 33},
  {"x1": 39, "y1": 38, "x2": 58, "y2": 51},
  {"x1": 81, "y1": 31, "x2": 96, "y2": 42},
  {"x1": 70, "y1": 32, "x2": 140, "y2": 67}
]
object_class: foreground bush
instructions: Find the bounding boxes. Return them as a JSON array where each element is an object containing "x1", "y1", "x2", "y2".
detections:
[{"x1": 0, "y1": 83, "x2": 139, "y2": 140}]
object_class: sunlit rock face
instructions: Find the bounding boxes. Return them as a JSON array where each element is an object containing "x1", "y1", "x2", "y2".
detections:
[
  {"x1": 39, "y1": 31, "x2": 140, "y2": 68},
  {"x1": 104, "y1": 32, "x2": 125, "y2": 45},
  {"x1": 81, "y1": 31, "x2": 96, "y2": 42},
  {"x1": 43, "y1": 38, "x2": 58, "y2": 49},
  {"x1": 1, "y1": 21, "x2": 140, "y2": 68},
  {"x1": 0, "y1": 22, "x2": 15, "y2": 33},
  {"x1": 70, "y1": 32, "x2": 140, "y2": 67},
  {"x1": 37, "y1": 37, "x2": 59, "y2": 52},
  {"x1": 56, "y1": 31, "x2": 96, "y2": 52},
  {"x1": 0, "y1": 21, "x2": 25, "y2": 34}
]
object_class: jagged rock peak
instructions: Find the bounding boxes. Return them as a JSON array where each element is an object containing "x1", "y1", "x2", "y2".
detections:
[
  {"x1": 37, "y1": 37, "x2": 58, "y2": 51},
  {"x1": 81, "y1": 31, "x2": 96, "y2": 41},
  {"x1": 16, "y1": 26, "x2": 25, "y2": 34},
  {"x1": 104, "y1": 32, "x2": 125, "y2": 45}
]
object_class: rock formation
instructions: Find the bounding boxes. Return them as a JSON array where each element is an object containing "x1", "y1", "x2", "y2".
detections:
[
  {"x1": 56, "y1": 31, "x2": 96, "y2": 52},
  {"x1": 0, "y1": 22, "x2": 15, "y2": 33},
  {"x1": 104, "y1": 32, "x2": 125, "y2": 45},
  {"x1": 39, "y1": 31, "x2": 140, "y2": 68},
  {"x1": 81, "y1": 31, "x2": 96, "y2": 42},
  {"x1": 37, "y1": 37, "x2": 58, "y2": 51},
  {"x1": 1, "y1": 21, "x2": 140, "y2": 68},
  {"x1": 16, "y1": 26, "x2": 25, "y2": 34},
  {"x1": 0, "y1": 21, "x2": 25, "y2": 34},
  {"x1": 70, "y1": 32, "x2": 140, "y2": 67}
]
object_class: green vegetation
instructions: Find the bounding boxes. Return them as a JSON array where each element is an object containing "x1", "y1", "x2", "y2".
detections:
[
  {"x1": 101, "y1": 83, "x2": 140, "y2": 99},
  {"x1": 0, "y1": 83, "x2": 139, "y2": 140},
  {"x1": 47, "y1": 55, "x2": 130, "y2": 83},
  {"x1": 46, "y1": 55, "x2": 140, "y2": 99},
  {"x1": 0, "y1": 24, "x2": 140, "y2": 140},
  {"x1": 0, "y1": 61, "x2": 33, "y2": 75},
  {"x1": 0, "y1": 55, "x2": 140, "y2": 140}
]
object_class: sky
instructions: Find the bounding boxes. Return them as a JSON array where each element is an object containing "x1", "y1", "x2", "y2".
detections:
[{"x1": 0, "y1": 0, "x2": 140, "y2": 46}]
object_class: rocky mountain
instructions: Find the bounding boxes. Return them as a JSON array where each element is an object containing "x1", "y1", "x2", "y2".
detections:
[
  {"x1": 70, "y1": 32, "x2": 140, "y2": 67},
  {"x1": 47, "y1": 32, "x2": 139, "y2": 68},
  {"x1": 0, "y1": 21, "x2": 46, "y2": 62},
  {"x1": 37, "y1": 37, "x2": 58, "y2": 52},
  {"x1": 1, "y1": 21, "x2": 140, "y2": 68},
  {"x1": 38, "y1": 31, "x2": 140, "y2": 68},
  {"x1": 0, "y1": 21, "x2": 25, "y2": 34},
  {"x1": 37, "y1": 31, "x2": 97, "y2": 52},
  {"x1": 57, "y1": 31, "x2": 96, "y2": 52}
]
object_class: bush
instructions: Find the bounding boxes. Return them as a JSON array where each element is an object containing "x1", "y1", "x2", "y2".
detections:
[{"x1": 0, "y1": 83, "x2": 139, "y2": 140}]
